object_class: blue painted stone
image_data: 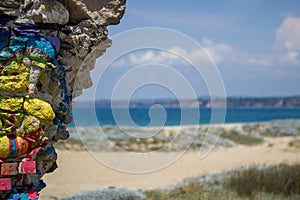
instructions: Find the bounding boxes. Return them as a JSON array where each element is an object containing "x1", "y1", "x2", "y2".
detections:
[
  {"x1": 0, "y1": 49, "x2": 12, "y2": 59},
  {"x1": 0, "y1": 27, "x2": 10, "y2": 49},
  {"x1": 8, "y1": 193, "x2": 30, "y2": 200},
  {"x1": 26, "y1": 37, "x2": 57, "y2": 61},
  {"x1": 14, "y1": 27, "x2": 40, "y2": 37},
  {"x1": 46, "y1": 35, "x2": 61, "y2": 52}
]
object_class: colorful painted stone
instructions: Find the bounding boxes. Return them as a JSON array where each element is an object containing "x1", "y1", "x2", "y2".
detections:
[
  {"x1": 0, "y1": 96, "x2": 23, "y2": 112},
  {"x1": 0, "y1": 178, "x2": 11, "y2": 191},
  {"x1": 0, "y1": 27, "x2": 10, "y2": 50},
  {"x1": 0, "y1": 136, "x2": 30, "y2": 159},
  {"x1": 0, "y1": 72, "x2": 30, "y2": 93},
  {"x1": 19, "y1": 160, "x2": 36, "y2": 174},
  {"x1": 1, "y1": 60, "x2": 29, "y2": 75},
  {"x1": 8, "y1": 193, "x2": 29, "y2": 200},
  {"x1": 1, "y1": 162, "x2": 18, "y2": 176},
  {"x1": 0, "y1": 112, "x2": 24, "y2": 129},
  {"x1": 17, "y1": 115, "x2": 40, "y2": 137},
  {"x1": 23, "y1": 98, "x2": 55, "y2": 123},
  {"x1": 26, "y1": 36, "x2": 57, "y2": 62},
  {"x1": 8, "y1": 191, "x2": 39, "y2": 200},
  {"x1": 0, "y1": 0, "x2": 126, "y2": 198},
  {"x1": 0, "y1": 50, "x2": 12, "y2": 60}
]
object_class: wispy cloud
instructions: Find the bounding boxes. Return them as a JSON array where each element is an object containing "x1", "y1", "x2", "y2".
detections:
[{"x1": 109, "y1": 16, "x2": 300, "y2": 80}]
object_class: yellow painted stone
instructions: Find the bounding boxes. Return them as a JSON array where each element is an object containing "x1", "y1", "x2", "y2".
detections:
[
  {"x1": 0, "y1": 130, "x2": 6, "y2": 137},
  {"x1": 4, "y1": 126, "x2": 13, "y2": 134},
  {"x1": 23, "y1": 98, "x2": 55, "y2": 123},
  {"x1": 32, "y1": 60, "x2": 46, "y2": 69},
  {"x1": 1, "y1": 60, "x2": 29, "y2": 76},
  {"x1": 0, "y1": 136, "x2": 30, "y2": 159},
  {"x1": 0, "y1": 112, "x2": 24, "y2": 127},
  {"x1": 17, "y1": 115, "x2": 41, "y2": 136},
  {"x1": 0, "y1": 73, "x2": 30, "y2": 93},
  {"x1": 0, "y1": 96, "x2": 24, "y2": 112},
  {"x1": 0, "y1": 136, "x2": 10, "y2": 158}
]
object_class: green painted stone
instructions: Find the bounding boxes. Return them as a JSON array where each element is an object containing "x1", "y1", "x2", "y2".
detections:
[{"x1": 32, "y1": 60, "x2": 46, "y2": 69}]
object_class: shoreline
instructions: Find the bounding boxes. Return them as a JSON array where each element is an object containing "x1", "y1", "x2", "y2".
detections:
[{"x1": 68, "y1": 118, "x2": 300, "y2": 128}]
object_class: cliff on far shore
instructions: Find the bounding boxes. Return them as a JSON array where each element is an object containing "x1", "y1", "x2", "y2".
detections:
[{"x1": 76, "y1": 96, "x2": 300, "y2": 108}]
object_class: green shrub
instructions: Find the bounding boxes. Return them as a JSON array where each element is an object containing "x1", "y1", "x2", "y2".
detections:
[
  {"x1": 146, "y1": 183, "x2": 228, "y2": 200},
  {"x1": 227, "y1": 164, "x2": 300, "y2": 197},
  {"x1": 288, "y1": 138, "x2": 300, "y2": 149},
  {"x1": 146, "y1": 164, "x2": 300, "y2": 199},
  {"x1": 220, "y1": 130, "x2": 263, "y2": 146}
]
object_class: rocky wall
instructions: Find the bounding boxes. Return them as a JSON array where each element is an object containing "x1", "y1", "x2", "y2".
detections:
[{"x1": 0, "y1": 0, "x2": 126, "y2": 199}]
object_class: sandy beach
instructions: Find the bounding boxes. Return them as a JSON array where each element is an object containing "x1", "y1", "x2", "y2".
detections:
[{"x1": 40, "y1": 133, "x2": 300, "y2": 199}]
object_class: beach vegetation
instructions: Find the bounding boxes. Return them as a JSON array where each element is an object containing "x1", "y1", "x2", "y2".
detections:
[
  {"x1": 288, "y1": 138, "x2": 300, "y2": 149},
  {"x1": 146, "y1": 164, "x2": 300, "y2": 200},
  {"x1": 220, "y1": 130, "x2": 263, "y2": 146},
  {"x1": 54, "y1": 138, "x2": 85, "y2": 150},
  {"x1": 115, "y1": 137, "x2": 172, "y2": 152},
  {"x1": 267, "y1": 143, "x2": 274, "y2": 147},
  {"x1": 227, "y1": 164, "x2": 300, "y2": 197}
]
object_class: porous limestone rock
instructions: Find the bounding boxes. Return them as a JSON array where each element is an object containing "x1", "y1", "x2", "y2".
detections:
[
  {"x1": 0, "y1": 0, "x2": 126, "y2": 199},
  {"x1": 25, "y1": 0, "x2": 70, "y2": 25},
  {"x1": 60, "y1": 0, "x2": 126, "y2": 25}
]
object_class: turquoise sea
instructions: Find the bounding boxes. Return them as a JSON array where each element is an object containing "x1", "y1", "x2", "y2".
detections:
[{"x1": 70, "y1": 108, "x2": 300, "y2": 127}]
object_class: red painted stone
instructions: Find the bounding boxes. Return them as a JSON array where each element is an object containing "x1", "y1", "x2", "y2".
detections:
[
  {"x1": 19, "y1": 160, "x2": 36, "y2": 174},
  {"x1": 0, "y1": 178, "x2": 11, "y2": 191}
]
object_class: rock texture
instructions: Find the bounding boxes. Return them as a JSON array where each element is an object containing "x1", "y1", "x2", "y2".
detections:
[{"x1": 0, "y1": 0, "x2": 126, "y2": 199}]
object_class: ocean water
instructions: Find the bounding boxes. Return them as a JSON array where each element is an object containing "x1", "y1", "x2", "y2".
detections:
[{"x1": 70, "y1": 108, "x2": 300, "y2": 127}]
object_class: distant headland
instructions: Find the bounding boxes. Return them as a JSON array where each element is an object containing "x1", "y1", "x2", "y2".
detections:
[{"x1": 77, "y1": 96, "x2": 300, "y2": 108}]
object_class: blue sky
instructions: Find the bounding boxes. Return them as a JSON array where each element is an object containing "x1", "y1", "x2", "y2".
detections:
[{"x1": 81, "y1": 0, "x2": 300, "y2": 100}]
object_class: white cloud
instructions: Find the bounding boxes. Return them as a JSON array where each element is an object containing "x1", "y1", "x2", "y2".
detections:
[
  {"x1": 124, "y1": 40, "x2": 235, "y2": 69},
  {"x1": 129, "y1": 50, "x2": 179, "y2": 65},
  {"x1": 273, "y1": 17, "x2": 300, "y2": 66},
  {"x1": 127, "y1": 47, "x2": 210, "y2": 67},
  {"x1": 279, "y1": 51, "x2": 299, "y2": 64},
  {"x1": 203, "y1": 17, "x2": 300, "y2": 68},
  {"x1": 108, "y1": 16, "x2": 300, "y2": 79},
  {"x1": 201, "y1": 37, "x2": 234, "y2": 64},
  {"x1": 275, "y1": 17, "x2": 300, "y2": 51}
]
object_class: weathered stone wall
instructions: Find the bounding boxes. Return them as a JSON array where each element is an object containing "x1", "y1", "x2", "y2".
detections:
[{"x1": 0, "y1": 0, "x2": 126, "y2": 199}]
